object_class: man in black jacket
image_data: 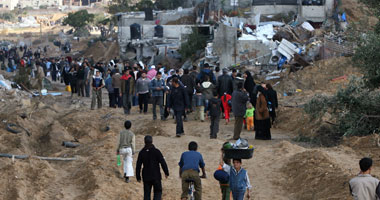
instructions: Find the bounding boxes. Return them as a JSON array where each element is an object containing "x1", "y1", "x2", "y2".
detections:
[
  {"x1": 232, "y1": 82, "x2": 249, "y2": 140},
  {"x1": 136, "y1": 136, "x2": 169, "y2": 200},
  {"x1": 217, "y1": 68, "x2": 234, "y2": 97},
  {"x1": 167, "y1": 77, "x2": 189, "y2": 137},
  {"x1": 180, "y1": 69, "x2": 195, "y2": 112}
]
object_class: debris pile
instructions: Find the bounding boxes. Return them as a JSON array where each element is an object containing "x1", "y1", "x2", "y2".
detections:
[{"x1": 205, "y1": 11, "x2": 355, "y2": 81}]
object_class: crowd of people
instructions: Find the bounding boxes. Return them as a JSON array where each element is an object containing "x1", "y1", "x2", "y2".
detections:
[{"x1": 77, "y1": 59, "x2": 279, "y2": 140}]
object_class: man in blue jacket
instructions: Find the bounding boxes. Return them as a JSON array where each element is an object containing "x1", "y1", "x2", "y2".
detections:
[
  {"x1": 149, "y1": 72, "x2": 166, "y2": 120},
  {"x1": 196, "y1": 64, "x2": 216, "y2": 85}
]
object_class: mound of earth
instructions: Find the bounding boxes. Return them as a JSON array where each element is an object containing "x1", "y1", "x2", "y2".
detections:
[
  {"x1": 82, "y1": 41, "x2": 119, "y2": 63},
  {"x1": 282, "y1": 150, "x2": 351, "y2": 199},
  {"x1": 275, "y1": 57, "x2": 360, "y2": 95}
]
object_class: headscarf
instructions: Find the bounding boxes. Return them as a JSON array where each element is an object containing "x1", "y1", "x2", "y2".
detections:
[{"x1": 244, "y1": 71, "x2": 255, "y2": 94}]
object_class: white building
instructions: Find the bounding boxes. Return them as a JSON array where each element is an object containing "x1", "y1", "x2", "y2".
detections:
[{"x1": 0, "y1": 0, "x2": 19, "y2": 10}]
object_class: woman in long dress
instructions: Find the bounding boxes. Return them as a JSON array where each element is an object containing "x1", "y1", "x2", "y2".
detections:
[{"x1": 254, "y1": 86, "x2": 271, "y2": 140}]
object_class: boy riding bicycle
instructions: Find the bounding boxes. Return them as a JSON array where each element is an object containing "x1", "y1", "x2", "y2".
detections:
[{"x1": 179, "y1": 141, "x2": 207, "y2": 200}]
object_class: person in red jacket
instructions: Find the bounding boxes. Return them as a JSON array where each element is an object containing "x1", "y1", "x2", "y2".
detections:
[{"x1": 221, "y1": 93, "x2": 232, "y2": 125}]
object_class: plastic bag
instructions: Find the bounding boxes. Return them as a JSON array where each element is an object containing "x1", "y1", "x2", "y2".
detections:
[{"x1": 117, "y1": 155, "x2": 121, "y2": 166}]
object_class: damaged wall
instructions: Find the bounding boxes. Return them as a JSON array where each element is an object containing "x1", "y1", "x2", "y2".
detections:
[
  {"x1": 118, "y1": 25, "x2": 196, "y2": 44},
  {"x1": 213, "y1": 24, "x2": 271, "y2": 68},
  {"x1": 213, "y1": 24, "x2": 237, "y2": 68}
]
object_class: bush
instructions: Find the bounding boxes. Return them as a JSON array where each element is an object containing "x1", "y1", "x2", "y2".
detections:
[
  {"x1": 63, "y1": 10, "x2": 94, "y2": 29},
  {"x1": 352, "y1": 33, "x2": 380, "y2": 89},
  {"x1": 304, "y1": 77, "x2": 380, "y2": 137},
  {"x1": 0, "y1": 12, "x2": 15, "y2": 21},
  {"x1": 74, "y1": 27, "x2": 90, "y2": 37},
  {"x1": 14, "y1": 67, "x2": 32, "y2": 89}
]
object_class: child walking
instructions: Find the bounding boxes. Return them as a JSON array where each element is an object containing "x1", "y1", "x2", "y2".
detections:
[
  {"x1": 220, "y1": 157, "x2": 251, "y2": 200},
  {"x1": 245, "y1": 102, "x2": 255, "y2": 131},
  {"x1": 116, "y1": 120, "x2": 135, "y2": 183},
  {"x1": 221, "y1": 93, "x2": 232, "y2": 125},
  {"x1": 230, "y1": 159, "x2": 251, "y2": 200}
]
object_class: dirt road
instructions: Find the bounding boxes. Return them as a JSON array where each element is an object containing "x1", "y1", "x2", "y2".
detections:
[{"x1": 0, "y1": 86, "x2": 377, "y2": 200}]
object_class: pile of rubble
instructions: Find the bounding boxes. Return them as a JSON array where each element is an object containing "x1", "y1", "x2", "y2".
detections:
[{"x1": 206, "y1": 13, "x2": 354, "y2": 80}]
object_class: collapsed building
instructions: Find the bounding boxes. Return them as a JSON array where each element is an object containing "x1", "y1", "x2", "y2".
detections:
[{"x1": 116, "y1": 9, "x2": 212, "y2": 64}]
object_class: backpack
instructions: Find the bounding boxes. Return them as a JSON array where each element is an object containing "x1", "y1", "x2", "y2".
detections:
[
  {"x1": 210, "y1": 99, "x2": 221, "y2": 117},
  {"x1": 214, "y1": 169, "x2": 229, "y2": 183}
]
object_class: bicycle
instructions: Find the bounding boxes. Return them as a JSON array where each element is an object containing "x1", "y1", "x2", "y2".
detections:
[
  {"x1": 186, "y1": 175, "x2": 206, "y2": 200},
  {"x1": 186, "y1": 178, "x2": 195, "y2": 200}
]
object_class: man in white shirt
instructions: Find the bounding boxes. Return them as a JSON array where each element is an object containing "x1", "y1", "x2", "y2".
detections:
[{"x1": 349, "y1": 157, "x2": 380, "y2": 200}]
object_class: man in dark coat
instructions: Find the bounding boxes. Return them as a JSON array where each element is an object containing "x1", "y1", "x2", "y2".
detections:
[
  {"x1": 217, "y1": 68, "x2": 234, "y2": 97},
  {"x1": 181, "y1": 69, "x2": 195, "y2": 111},
  {"x1": 231, "y1": 82, "x2": 249, "y2": 140},
  {"x1": 136, "y1": 136, "x2": 169, "y2": 200},
  {"x1": 167, "y1": 77, "x2": 189, "y2": 137}
]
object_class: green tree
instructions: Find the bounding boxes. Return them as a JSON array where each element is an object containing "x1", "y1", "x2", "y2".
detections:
[
  {"x1": 108, "y1": 0, "x2": 131, "y2": 14},
  {"x1": 352, "y1": 33, "x2": 380, "y2": 88},
  {"x1": 179, "y1": 27, "x2": 209, "y2": 60},
  {"x1": 134, "y1": 0, "x2": 154, "y2": 11},
  {"x1": 155, "y1": 0, "x2": 185, "y2": 10},
  {"x1": 360, "y1": 0, "x2": 380, "y2": 34},
  {"x1": 63, "y1": 10, "x2": 94, "y2": 29}
]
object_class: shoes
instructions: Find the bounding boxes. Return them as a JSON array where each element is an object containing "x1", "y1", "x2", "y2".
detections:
[
  {"x1": 176, "y1": 134, "x2": 181, "y2": 137},
  {"x1": 125, "y1": 177, "x2": 130, "y2": 183},
  {"x1": 184, "y1": 117, "x2": 188, "y2": 122}
]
